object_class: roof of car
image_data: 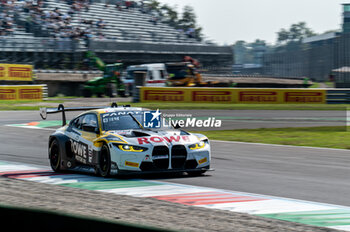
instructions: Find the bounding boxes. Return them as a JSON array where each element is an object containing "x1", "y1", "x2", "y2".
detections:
[
  {"x1": 76, "y1": 107, "x2": 145, "y2": 116},
  {"x1": 95, "y1": 107, "x2": 144, "y2": 114}
]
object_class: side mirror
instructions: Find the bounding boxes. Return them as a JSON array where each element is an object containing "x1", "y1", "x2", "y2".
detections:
[
  {"x1": 82, "y1": 124, "x2": 99, "y2": 133},
  {"x1": 174, "y1": 123, "x2": 181, "y2": 129}
]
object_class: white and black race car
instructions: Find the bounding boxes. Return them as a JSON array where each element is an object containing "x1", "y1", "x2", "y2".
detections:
[{"x1": 40, "y1": 103, "x2": 211, "y2": 176}]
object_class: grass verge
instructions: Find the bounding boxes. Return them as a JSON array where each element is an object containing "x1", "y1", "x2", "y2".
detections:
[
  {"x1": 0, "y1": 100, "x2": 63, "y2": 111},
  {"x1": 198, "y1": 126, "x2": 350, "y2": 149}
]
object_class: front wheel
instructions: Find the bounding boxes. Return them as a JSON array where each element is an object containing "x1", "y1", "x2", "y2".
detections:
[
  {"x1": 97, "y1": 144, "x2": 111, "y2": 177},
  {"x1": 49, "y1": 139, "x2": 62, "y2": 172}
]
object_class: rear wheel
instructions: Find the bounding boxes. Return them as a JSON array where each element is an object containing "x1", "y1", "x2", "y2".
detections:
[
  {"x1": 49, "y1": 139, "x2": 61, "y2": 172},
  {"x1": 97, "y1": 144, "x2": 111, "y2": 177}
]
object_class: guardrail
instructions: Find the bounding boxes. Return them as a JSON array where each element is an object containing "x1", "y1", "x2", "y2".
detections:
[
  {"x1": 88, "y1": 40, "x2": 233, "y2": 54},
  {"x1": 327, "y1": 89, "x2": 350, "y2": 104},
  {"x1": 0, "y1": 37, "x2": 85, "y2": 52}
]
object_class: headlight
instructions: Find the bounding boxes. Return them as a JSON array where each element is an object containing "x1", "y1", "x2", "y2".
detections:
[
  {"x1": 115, "y1": 144, "x2": 148, "y2": 152},
  {"x1": 189, "y1": 141, "x2": 206, "y2": 150}
]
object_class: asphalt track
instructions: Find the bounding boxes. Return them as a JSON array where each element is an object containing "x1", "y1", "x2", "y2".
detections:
[{"x1": 0, "y1": 110, "x2": 349, "y2": 208}]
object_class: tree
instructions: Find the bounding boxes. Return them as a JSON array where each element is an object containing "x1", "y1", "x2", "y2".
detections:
[
  {"x1": 160, "y1": 4, "x2": 178, "y2": 27},
  {"x1": 179, "y1": 5, "x2": 203, "y2": 41},
  {"x1": 179, "y1": 5, "x2": 196, "y2": 28},
  {"x1": 277, "y1": 22, "x2": 316, "y2": 44},
  {"x1": 145, "y1": 1, "x2": 203, "y2": 41},
  {"x1": 148, "y1": 0, "x2": 161, "y2": 12}
]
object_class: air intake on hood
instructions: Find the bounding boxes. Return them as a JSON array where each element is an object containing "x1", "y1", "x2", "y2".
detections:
[{"x1": 122, "y1": 131, "x2": 150, "y2": 138}]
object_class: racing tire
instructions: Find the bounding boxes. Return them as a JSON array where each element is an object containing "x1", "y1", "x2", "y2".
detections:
[
  {"x1": 49, "y1": 139, "x2": 62, "y2": 172},
  {"x1": 97, "y1": 144, "x2": 111, "y2": 177}
]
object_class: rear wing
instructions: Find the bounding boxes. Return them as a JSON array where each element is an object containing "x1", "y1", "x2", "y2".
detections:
[{"x1": 40, "y1": 102, "x2": 120, "y2": 126}]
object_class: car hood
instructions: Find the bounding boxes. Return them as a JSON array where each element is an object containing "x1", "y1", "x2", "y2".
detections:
[{"x1": 101, "y1": 129, "x2": 205, "y2": 146}]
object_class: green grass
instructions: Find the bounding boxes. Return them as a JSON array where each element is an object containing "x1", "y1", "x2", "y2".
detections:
[
  {"x1": 199, "y1": 126, "x2": 350, "y2": 149},
  {"x1": 309, "y1": 82, "x2": 320, "y2": 88},
  {"x1": 324, "y1": 81, "x2": 335, "y2": 88},
  {"x1": 0, "y1": 100, "x2": 63, "y2": 111}
]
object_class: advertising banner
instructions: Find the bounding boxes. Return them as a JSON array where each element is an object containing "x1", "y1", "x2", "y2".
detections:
[
  {"x1": 0, "y1": 64, "x2": 33, "y2": 81},
  {"x1": 140, "y1": 87, "x2": 327, "y2": 104},
  {"x1": 141, "y1": 88, "x2": 191, "y2": 102},
  {"x1": 235, "y1": 89, "x2": 327, "y2": 104},
  {"x1": 0, "y1": 85, "x2": 44, "y2": 101}
]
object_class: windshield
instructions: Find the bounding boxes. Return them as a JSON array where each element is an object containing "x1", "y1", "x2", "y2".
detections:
[
  {"x1": 126, "y1": 69, "x2": 147, "y2": 80},
  {"x1": 101, "y1": 111, "x2": 172, "y2": 131},
  {"x1": 101, "y1": 112, "x2": 143, "y2": 131}
]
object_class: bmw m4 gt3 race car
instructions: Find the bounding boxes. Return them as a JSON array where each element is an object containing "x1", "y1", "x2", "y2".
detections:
[{"x1": 40, "y1": 103, "x2": 211, "y2": 177}]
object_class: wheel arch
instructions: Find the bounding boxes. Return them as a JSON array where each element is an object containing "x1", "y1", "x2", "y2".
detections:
[{"x1": 48, "y1": 133, "x2": 71, "y2": 170}]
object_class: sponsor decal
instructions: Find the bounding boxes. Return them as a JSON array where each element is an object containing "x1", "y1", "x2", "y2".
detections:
[
  {"x1": 102, "y1": 111, "x2": 143, "y2": 117},
  {"x1": 125, "y1": 161, "x2": 139, "y2": 168},
  {"x1": 198, "y1": 157, "x2": 208, "y2": 164},
  {"x1": 284, "y1": 92, "x2": 324, "y2": 103},
  {"x1": 192, "y1": 90, "x2": 232, "y2": 102},
  {"x1": 239, "y1": 91, "x2": 278, "y2": 103},
  {"x1": 143, "y1": 90, "x2": 185, "y2": 101},
  {"x1": 137, "y1": 136, "x2": 190, "y2": 145},
  {"x1": 70, "y1": 139, "x2": 88, "y2": 164}
]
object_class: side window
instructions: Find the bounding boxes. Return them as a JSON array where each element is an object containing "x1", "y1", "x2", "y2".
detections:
[
  {"x1": 82, "y1": 114, "x2": 98, "y2": 131},
  {"x1": 71, "y1": 116, "x2": 83, "y2": 130},
  {"x1": 148, "y1": 70, "x2": 153, "y2": 80},
  {"x1": 160, "y1": 70, "x2": 165, "y2": 79}
]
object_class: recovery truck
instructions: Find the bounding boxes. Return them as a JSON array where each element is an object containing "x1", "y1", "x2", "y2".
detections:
[
  {"x1": 165, "y1": 61, "x2": 233, "y2": 87},
  {"x1": 82, "y1": 51, "x2": 126, "y2": 97}
]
